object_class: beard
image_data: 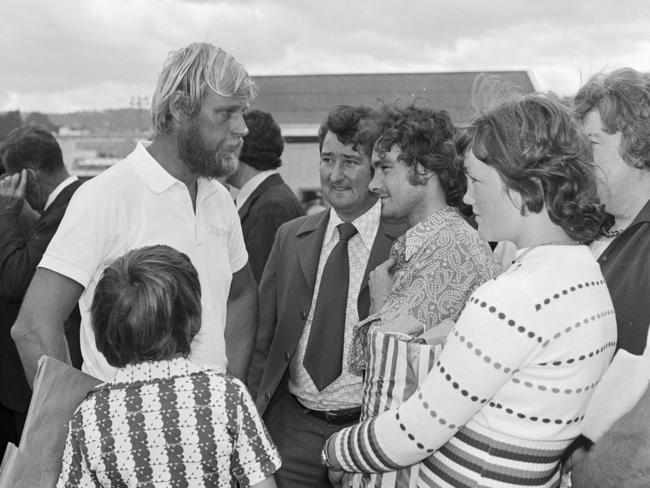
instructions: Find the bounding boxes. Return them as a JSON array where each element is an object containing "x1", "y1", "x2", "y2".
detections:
[{"x1": 177, "y1": 120, "x2": 241, "y2": 179}]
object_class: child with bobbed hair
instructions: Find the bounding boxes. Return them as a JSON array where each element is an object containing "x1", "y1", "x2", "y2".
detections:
[{"x1": 57, "y1": 245, "x2": 279, "y2": 488}]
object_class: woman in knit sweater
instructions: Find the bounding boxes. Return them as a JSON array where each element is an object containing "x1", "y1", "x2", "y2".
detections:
[{"x1": 322, "y1": 95, "x2": 617, "y2": 488}]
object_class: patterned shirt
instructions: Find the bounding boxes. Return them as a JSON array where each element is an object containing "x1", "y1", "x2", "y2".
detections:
[
  {"x1": 327, "y1": 246, "x2": 617, "y2": 487},
  {"x1": 289, "y1": 202, "x2": 381, "y2": 410},
  {"x1": 349, "y1": 207, "x2": 496, "y2": 373},
  {"x1": 381, "y1": 206, "x2": 496, "y2": 325},
  {"x1": 57, "y1": 357, "x2": 280, "y2": 487}
]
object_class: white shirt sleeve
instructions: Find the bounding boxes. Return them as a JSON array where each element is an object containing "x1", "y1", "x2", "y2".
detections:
[{"x1": 39, "y1": 182, "x2": 119, "y2": 288}]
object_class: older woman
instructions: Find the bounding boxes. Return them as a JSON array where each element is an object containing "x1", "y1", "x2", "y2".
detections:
[
  {"x1": 570, "y1": 68, "x2": 650, "y2": 487},
  {"x1": 322, "y1": 95, "x2": 617, "y2": 487}
]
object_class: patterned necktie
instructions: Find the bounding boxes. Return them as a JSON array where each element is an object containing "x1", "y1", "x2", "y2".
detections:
[{"x1": 303, "y1": 222, "x2": 359, "y2": 390}]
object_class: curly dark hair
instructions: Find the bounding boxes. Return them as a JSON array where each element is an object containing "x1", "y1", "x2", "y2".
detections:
[
  {"x1": 239, "y1": 109, "x2": 284, "y2": 170},
  {"x1": 318, "y1": 104, "x2": 378, "y2": 157},
  {"x1": 574, "y1": 68, "x2": 650, "y2": 171},
  {"x1": 372, "y1": 103, "x2": 466, "y2": 209},
  {"x1": 468, "y1": 94, "x2": 605, "y2": 242},
  {"x1": 1, "y1": 123, "x2": 65, "y2": 174},
  {"x1": 92, "y1": 245, "x2": 202, "y2": 368}
]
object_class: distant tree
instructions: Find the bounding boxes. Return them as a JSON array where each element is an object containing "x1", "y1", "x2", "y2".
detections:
[
  {"x1": 24, "y1": 112, "x2": 59, "y2": 133},
  {"x1": 0, "y1": 111, "x2": 22, "y2": 142}
]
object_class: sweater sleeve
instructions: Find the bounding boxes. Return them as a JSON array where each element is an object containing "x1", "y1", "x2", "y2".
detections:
[{"x1": 326, "y1": 277, "x2": 542, "y2": 472}]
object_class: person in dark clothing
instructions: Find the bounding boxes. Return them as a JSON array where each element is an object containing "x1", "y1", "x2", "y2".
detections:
[
  {"x1": 0, "y1": 123, "x2": 82, "y2": 458},
  {"x1": 570, "y1": 68, "x2": 650, "y2": 487},
  {"x1": 227, "y1": 110, "x2": 305, "y2": 282}
]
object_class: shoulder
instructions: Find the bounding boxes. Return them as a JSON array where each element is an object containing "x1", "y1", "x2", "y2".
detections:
[{"x1": 193, "y1": 369, "x2": 252, "y2": 400}]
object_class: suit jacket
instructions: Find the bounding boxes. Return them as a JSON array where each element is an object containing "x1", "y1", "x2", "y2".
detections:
[
  {"x1": 248, "y1": 209, "x2": 405, "y2": 415},
  {"x1": 0, "y1": 179, "x2": 83, "y2": 413},
  {"x1": 238, "y1": 173, "x2": 305, "y2": 283}
]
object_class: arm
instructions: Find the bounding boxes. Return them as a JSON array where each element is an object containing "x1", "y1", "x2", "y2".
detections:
[
  {"x1": 325, "y1": 282, "x2": 537, "y2": 472},
  {"x1": 246, "y1": 229, "x2": 281, "y2": 398},
  {"x1": 11, "y1": 268, "x2": 83, "y2": 386},
  {"x1": 230, "y1": 377, "x2": 282, "y2": 487},
  {"x1": 225, "y1": 263, "x2": 258, "y2": 383},
  {"x1": 0, "y1": 169, "x2": 44, "y2": 300}
]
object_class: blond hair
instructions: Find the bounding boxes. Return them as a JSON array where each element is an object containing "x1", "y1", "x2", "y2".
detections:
[{"x1": 151, "y1": 42, "x2": 256, "y2": 136}]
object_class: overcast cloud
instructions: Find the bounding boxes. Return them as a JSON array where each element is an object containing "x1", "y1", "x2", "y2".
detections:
[{"x1": 1, "y1": 0, "x2": 649, "y2": 112}]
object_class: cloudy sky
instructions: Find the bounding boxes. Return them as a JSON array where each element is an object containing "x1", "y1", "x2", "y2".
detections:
[{"x1": 2, "y1": 0, "x2": 649, "y2": 113}]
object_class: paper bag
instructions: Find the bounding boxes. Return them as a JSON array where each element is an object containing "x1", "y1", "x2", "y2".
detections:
[
  {"x1": 0, "y1": 356, "x2": 101, "y2": 488},
  {"x1": 352, "y1": 328, "x2": 441, "y2": 488}
]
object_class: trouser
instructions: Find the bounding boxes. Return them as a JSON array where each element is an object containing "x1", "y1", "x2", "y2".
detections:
[{"x1": 264, "y1": 393, "x2": 358, "y2": 488}]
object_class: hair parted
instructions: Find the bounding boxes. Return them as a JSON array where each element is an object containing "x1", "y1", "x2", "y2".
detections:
[
  {"x1": 91, "y1": 245, "x2": 202, "y2": 368},
  {"x1": 151, "y1": 42, "x2": 257, "y2": 136},
  {"x1": 1, "y1": 123, "x2": 64, "y2": 174},
  {"x1": 468, "y1": 93, "x2": 604, "y2": 242},
  {"x1": 574, "y1": 68, "x2": 650, "y2": 171},
  {"x1": 239, "y1": 110, "x2": 284, "y2": 170},
  {"x1": 372, "y1": 102, "x2": 467, "y2": 209},
  {"x1": 318, "y1": 104, "x2": 378, "y2": 157}
]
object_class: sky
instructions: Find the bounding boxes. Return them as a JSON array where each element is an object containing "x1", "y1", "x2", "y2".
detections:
[{"x1": 2, "y1": 0, "x2": 649, "y2": 113}]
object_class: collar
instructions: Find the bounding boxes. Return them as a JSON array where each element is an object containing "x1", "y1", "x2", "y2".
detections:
[
  {"x1": 131, "y1": 141, "x2": 219, "y2": 200},
  {"x1": 44, "y1": 175, "x2": 78, "y2": 211},
  {"x1": 111, "y1": 357, "x2": 216, "y2": 385},
  {"x1": 235, "y1": 169, "x2": 278, "y2": 209},
  {"x1": 325, "y1": 200, "x2": 381, "y2": 250},
  {"x1": 401, "y1": 206, "x2": 462, "y2": 262}
]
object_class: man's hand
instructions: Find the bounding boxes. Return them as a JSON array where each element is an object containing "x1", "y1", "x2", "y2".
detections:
[
  {"x1": 0, "y1": 169, "x2": 27, "y2": 215},
  {"x1": 379, "y1": 313, "x2": 455, "y2": 347},
  {"x1": 379, "y1": 312, "x2": 424, "y2": 336},
  {"x1": 420, "y1": 318, "x2": 455, "y2": 346},
  {"x1": 369, "y1": 257, "x2": 396, "y2": 314}
]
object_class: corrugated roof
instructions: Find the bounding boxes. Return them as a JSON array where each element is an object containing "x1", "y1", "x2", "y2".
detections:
[{"x1": 250, "y1": 71, "x2": 535, "y2": 126}]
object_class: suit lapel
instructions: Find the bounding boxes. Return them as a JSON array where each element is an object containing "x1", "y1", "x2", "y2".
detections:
[
  {"x1": 357, "y1": 220, "x2": 406, "y2": 319},
  {"x1": 238, "y1": 174, "x2": 282, "y2": 220},
  {"x1": 42, "y1": 180, "x2": 83, "y2": 218},
  {"x1": 296, "y1": 210, "x2": 330, "y2": 291}
]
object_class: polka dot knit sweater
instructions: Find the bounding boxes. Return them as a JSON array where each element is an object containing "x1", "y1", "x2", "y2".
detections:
[{"x1": 326, "y1": 245, "x2": 617, "y2": 487}]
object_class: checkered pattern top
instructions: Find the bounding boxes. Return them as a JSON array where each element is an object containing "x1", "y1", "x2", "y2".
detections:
[{"x1": 57, "y1": 357, "x2": 280, "y2": 487}]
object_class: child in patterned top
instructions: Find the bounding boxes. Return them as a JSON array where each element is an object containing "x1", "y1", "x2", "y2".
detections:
[{"x1": 57, "y1": 245, "x2": 280, "y2": 488}]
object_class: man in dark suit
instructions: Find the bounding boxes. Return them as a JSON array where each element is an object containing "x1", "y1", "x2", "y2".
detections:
[
  {"x1": 0, "y1": 123, "x2": 82, "y2": 458},
  {"x1": 248, "y1": 105, "x2": 405, "y2": 487},
  {"x1": 227, "y1": 110, "x2": 304, "y2": 283}
]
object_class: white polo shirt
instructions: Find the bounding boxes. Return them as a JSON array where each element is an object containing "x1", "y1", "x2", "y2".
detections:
[{"x1": 40, "y1": 143, "x2": 248, "y2": 381}]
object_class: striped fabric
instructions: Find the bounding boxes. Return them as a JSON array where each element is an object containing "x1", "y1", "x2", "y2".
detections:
[
  {"x1": 351, "y1": 328, "x2": 441, "y2": 487},
  {"x1": 416, "y1": 421, "x2": 569, "y2": 487},
  {"x1": 326, "y1": 245, "x2": 617, "y2": 488},
  {"x1": 57, "y1": 357, "x2": 280, "y2": 487}
]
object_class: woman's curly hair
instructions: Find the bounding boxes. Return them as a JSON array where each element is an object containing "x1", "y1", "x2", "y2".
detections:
[
  {"x1": 468, "y1": 94, "x2": 605, "y2": 242},
  {"x1": 575, "y1": 68, "x2": 650, "y2": 171}
]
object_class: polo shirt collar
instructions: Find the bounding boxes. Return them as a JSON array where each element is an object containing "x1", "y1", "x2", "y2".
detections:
[{"x1": 131, "y1": 142, "x2": 183, "y2": 194}]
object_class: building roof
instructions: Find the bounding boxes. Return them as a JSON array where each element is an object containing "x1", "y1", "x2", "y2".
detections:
[{"x1": 250, "y1": 71, "x2": 535, "y2": 129}]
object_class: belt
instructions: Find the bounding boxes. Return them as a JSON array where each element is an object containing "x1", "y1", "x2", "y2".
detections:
[{"x1": 294, "y1": 396, "x2": 361, "y2": 425}]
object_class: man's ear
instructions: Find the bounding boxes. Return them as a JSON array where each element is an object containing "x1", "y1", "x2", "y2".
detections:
[{"x1": 169, "y1": 91, "x2": 192, "y2": 123}]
